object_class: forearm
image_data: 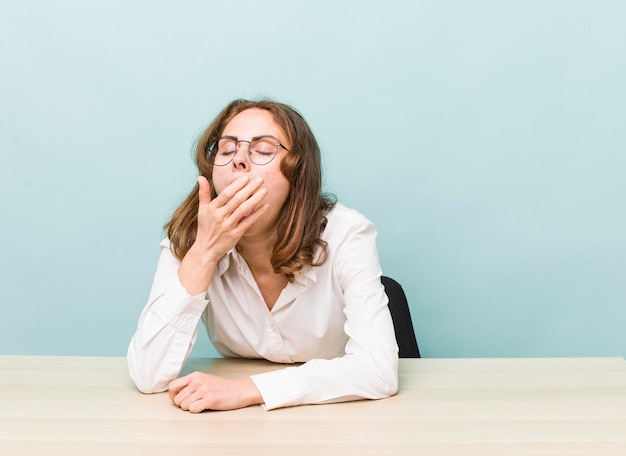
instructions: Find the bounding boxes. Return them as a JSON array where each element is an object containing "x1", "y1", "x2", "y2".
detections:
[
  {"x1": 250, "y1": 353, "x2": 398, "y2": 410},
  {"x1": 128, "y1": 254, "x2": 209, "y2": 393}
]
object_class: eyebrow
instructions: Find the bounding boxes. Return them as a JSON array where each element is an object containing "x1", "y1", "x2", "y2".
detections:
[{"x1": 219, "y1": 135, "x2": 280, "y2": 142}]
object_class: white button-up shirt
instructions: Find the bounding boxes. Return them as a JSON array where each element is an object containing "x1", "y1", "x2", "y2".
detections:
[{"x1": 127, "y1": 203, "x2": 399, "y2": 410}]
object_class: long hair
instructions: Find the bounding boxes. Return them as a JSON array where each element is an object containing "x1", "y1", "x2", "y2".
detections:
[{"x1": 165, "y1": 99, "x2": 335, "y2": 281}]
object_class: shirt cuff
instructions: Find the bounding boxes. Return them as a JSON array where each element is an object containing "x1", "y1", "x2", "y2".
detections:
[{"x1": 250, "y1": 367, "x2": 304, "y2": 410}]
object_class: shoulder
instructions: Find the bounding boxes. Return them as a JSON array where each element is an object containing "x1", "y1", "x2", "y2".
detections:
[
  {"x1": 160, "y1": 238, "x2": 171, "y2": 249},
  {"x1": 323, "y1": 203, "x2": 377, "y2": 243},
  {"x1": 327, "y1": 202, "x2": 369, "y2": 223},
  {"x1": 158, "y1": 238, "x2": 178, "y2": 262},
  {"x1": 327, "y1": 202, "x2": 375, "y2": 227}
]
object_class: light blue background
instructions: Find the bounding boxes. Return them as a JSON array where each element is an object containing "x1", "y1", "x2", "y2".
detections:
[{"x1": 1, "y1": 1, "x2": 624, "y2": 358}]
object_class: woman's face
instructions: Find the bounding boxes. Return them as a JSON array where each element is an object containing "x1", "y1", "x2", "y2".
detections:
[{"x1": 211, "y1": 108, "x2": 291, "y2": 238}]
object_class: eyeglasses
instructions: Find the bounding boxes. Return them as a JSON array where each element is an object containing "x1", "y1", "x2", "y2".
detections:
[{"x1": 207, "y1": 135, "x2": 289, "y2": 166}]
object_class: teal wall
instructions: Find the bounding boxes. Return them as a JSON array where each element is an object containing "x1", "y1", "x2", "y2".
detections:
[{"x1": 1, "y1": 1, "x2": 624, "y2": 358}]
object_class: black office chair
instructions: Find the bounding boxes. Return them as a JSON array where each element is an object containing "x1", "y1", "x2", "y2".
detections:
[{"x1": 382, "y1": 276, "x2": 421, "y2": 358}]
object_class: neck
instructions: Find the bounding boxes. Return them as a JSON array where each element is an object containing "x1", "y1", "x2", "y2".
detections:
[{"x1": 236, "y1": 231, "x2": 277, "y2": 274}]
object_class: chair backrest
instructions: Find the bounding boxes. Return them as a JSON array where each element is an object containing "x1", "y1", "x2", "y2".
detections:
[{"x1": 381, "y1": 276, "x2": 421, "y2": 358}]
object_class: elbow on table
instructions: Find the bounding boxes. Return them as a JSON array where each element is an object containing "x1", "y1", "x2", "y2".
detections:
[
  {"x1": 129, "y1": 369, "x2": 170, "y2": 394},
  {"x1": 132, "y1": 375, "x2": 168, "y2": 394},
  {"x1": 364, "y1": 354, "x2": 399, "y2": 400},
  {"x1": 377, "y1": 366, "x2": 399, "y2": 399},
  {"x1": 127, "y1": 354, "x2": 170, "y2": 394}
]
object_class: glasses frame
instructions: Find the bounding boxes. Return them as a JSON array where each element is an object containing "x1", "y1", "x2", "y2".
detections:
[{"x1": 207, "y1": 135, "x2": 290, "y2": 166}]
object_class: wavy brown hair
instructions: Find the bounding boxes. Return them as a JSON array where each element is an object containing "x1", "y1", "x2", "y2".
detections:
[{"x1": 165, "y1": 99, "x2": 335, "y2": 282}]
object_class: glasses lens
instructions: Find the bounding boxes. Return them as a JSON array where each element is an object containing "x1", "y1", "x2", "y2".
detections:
[
  {"x1": 214, "y1": 138, "x2": 237, "y2": 165},
  {"x1": 249, "y1": 137, "x2": 278, "y2": 165}
]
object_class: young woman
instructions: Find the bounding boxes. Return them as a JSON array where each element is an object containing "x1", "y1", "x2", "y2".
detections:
[{"x1": 127, "y1": 99, "x2": 398, "y2": 411}]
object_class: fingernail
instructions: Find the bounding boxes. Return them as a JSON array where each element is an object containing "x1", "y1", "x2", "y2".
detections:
[{"x1": 255, "y1": 177, "x2": 263, "y2": 184}]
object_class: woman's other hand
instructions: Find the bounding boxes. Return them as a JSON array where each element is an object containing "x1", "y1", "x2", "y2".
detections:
[{"x1": 168, "y1": 372, "x2": 263, "y2": 412}]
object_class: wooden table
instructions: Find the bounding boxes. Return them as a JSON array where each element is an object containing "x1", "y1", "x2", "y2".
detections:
[{"x1": 1, "y1": 356, "x2": 626, "y2": 455}]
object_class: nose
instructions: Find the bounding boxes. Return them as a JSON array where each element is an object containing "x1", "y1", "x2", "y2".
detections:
[{"x1": 232, "y1": 140, "x2": 251, "y2": 170}]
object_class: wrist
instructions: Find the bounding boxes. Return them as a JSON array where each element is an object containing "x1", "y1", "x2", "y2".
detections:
[
  {"x1": 178, "y1": 245, "x2": 220, "y2": 296},
  {"x1": 186, "y1": 242, "x2": 222, "y2": 267},
  {"x1": 241, "y1": 377, "x2": 263, "y2": 406}
]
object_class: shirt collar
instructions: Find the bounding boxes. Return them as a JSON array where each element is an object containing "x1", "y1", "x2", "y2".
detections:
[
  {"x1": 296, "y1": 264, "x2": 317, "y2": 285},
  {"x1": 217, "y1": 247, "x2": 317, "y2": 284},
  {"x1": 216, "y1": 247, "x2": 238, "y2": 277}
]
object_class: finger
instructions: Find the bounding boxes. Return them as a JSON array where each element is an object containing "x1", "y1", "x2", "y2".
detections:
[
  {"x1": 173, "y1": 385, "x2": 197, "y2": 408},
  {"x1": 214, "y1": 177, "x2": 267, "y2": 215},
  {"x1": 180, "y1": 390, "x2": 209, "y2": 412},
  {"x1": 168, "y1": 375, "x2": 190, "y2": 402},
  {"x1": 233, "y1": 202, "x2": 270, "y2": 234},
  {"x1": 197, "y1": 175, "x2": 212, "y2": 208},
  {"x1": 169, "y1": 388, "x2": 185, "y2": 405},
  {"x1": 178, "y1": 390, "x2": 196, "y2": 410},
  {"x1": 222, "y1": 181, "x2": 268, "y2": 221},
  {"x1": 168, "y1": 387, "x2": 180, "y2": 403},
  {"x1": 229, "y1": 189, "x2": 268, "y2": 225},
  {"x1": 188, "y1": 398, "x2": 210, "y2": 413},
  {"x1": 211, "y1": 176, "x2": 251, "y2": 207}
]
